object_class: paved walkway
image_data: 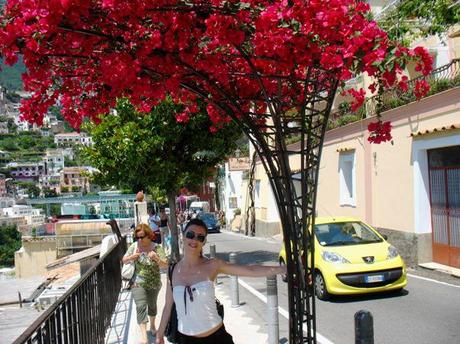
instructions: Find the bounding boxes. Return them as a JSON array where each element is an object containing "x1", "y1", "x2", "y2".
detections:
[{"x1": 106, "y1": 273, "x2": 272, "y2": 344}]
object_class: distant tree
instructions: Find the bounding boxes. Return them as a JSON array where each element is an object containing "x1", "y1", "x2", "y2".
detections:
[
  {"x1": 2, "y1": 139, "x2": 18, "y2": 151},
  {"x1": 6, "y1": 118, "x2": 17, "y2": 133},
  {"x1": 5, "y1": 91, "x2": 21, "y2": 103},
  {"x1": 43, "y1": 187, "x2": 58, "y2": 198},
  {"x1": 34, "y1": 203, "x2": 61, "y2": 217},
  {"x1": 64, "y1": 156, "x2": 77, "y2": 167},
  {"x1": 84, "y1": 98, "x2": 241, "y2": 260},
  {"x1": 17, "y1": 181, "x2": 40, "y2": 198},
  {"x1": 0, "y1": 225, "x2": 21, "y2": 267}
]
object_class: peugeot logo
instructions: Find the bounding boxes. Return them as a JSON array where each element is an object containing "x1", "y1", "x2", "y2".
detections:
[{"x1": 363, "y1": 256, "x2": 375, "y2": 264}]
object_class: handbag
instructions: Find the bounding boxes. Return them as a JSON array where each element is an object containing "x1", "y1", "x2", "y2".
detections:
[
  {"x1": 165, "y1": 263, "x2": 180, "y2": 343},
  {"x1": 215, "y1": 298, "x2": 224, "y2": 319},
  {"x1": 121, "y1": 242, "x2": 137, "y2": 280}
]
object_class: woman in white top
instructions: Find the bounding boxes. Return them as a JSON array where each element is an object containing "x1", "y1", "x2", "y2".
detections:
[{"x1": 156, "y1": 218, "x2": 287, "y2": 344}]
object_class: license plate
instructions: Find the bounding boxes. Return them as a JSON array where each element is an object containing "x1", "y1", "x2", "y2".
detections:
[{"x1": 365, "y1": 274, "x2": 384, "y2": 283}]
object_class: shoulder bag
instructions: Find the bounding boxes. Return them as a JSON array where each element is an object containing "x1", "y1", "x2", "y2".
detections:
[
  {"x1": 121, "y1": 242, "x2": 137, "y2": 280},
  {"x1": 165, "y1": 263, "x2": 179, "y2": 343}
]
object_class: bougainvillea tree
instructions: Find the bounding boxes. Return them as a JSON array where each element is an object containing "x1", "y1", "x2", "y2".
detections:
[{"x1": 0, "y1": 0, "x2": 432, "y2": 342}]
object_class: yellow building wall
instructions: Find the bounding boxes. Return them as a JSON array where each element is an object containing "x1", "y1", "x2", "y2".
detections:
[
  {"x1": 370, "y1": 122, "x2": 415, "y2": 232},
  {"x1": 317, "y1": 134, "x2": 367, "y2": 220},
  {"x1": 252, "y1": 87, "x2": 460, "y2": 239},
  {"x1": 15, "y1": 238, "x2": 57, "y2": 278},
  {"x1": 317, "y1": 87, "x2": 460, "y2": 234}
]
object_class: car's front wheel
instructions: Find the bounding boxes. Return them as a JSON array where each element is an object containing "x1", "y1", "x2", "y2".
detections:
[
  {"x1": 314, "y1": 271, "x2": 330, "y2": 301},
  {"x1": 279, "y1": 258, "x2": 288, "y2": 283}
]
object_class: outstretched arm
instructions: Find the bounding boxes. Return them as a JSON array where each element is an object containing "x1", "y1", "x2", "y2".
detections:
[{"x1": 215, "y1": 258, "x2": 286, "y2": 278}]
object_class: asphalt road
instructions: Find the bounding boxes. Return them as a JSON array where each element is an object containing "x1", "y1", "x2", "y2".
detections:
[{"x1": 206, "y1": 230, "x2": 460, "y2": 344}]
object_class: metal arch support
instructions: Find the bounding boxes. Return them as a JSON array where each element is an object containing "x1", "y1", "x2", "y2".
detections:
[
  {"x1": 241, "y1": 88, "x2": 335, "y2": 344},
  {"x1": 177, "y1": 54, "x2": 339, "y2": 342},
  {"x1": 221, "y1": 76, "x2": 339, "y2": 343}
]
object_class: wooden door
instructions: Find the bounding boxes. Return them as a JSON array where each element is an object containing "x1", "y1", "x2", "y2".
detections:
[{"x1": 429, "y1": 146, "x2": 460, "y2": 268}]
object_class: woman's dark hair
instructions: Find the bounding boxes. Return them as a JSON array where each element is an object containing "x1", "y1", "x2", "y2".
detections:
[{"x1": 184, "y1": 218, "x2": 208, "y2": 235}]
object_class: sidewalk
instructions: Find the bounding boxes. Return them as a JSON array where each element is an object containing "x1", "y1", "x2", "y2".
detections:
[{"x1": 106, "y1": 272, "x2": 274, "y2": 344}]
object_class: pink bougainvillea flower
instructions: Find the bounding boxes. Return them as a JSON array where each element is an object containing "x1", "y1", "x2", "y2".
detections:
[
  {"x1": 0, "y1": 0, "x2": 432, "y2": 142},
  {"x1": 367, "y1": 120, "x2": 392, "y2": 144}
]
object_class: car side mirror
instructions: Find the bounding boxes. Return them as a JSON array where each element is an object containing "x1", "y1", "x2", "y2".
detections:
[{"x1": 382, "y1": 234, "x2": 388, "y2": 240}]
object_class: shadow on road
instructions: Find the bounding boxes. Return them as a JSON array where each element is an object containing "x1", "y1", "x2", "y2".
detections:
[{"x1": 321, "y1": 288, "x2": 409, "y2": 304}]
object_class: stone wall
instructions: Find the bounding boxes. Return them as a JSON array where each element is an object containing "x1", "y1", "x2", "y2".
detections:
[
  {"x1": 15, "y1": 237, "x2": 57, "y2": 278},
  {"x1": 254, "y1": 219, "x2": 281, "y2": 237},
  {"x1": 376, "y1": 227, "x2": 432, "y2": 268}
]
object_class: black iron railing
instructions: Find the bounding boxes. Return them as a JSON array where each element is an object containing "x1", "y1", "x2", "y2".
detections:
[
  {"x1": 13, "y1": 237, "x2": 127, "y2": 344},
  {"x1": 368, "y1": 57, "x2": 460, "y2": 115},
  {"x1": 329, "y1": 58, "x2": 460, "y2": 128}
]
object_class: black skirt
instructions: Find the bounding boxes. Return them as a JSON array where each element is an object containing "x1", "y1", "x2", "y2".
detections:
[{"x1": 178, "y1": 324, "x2": 234, "y2": 344}]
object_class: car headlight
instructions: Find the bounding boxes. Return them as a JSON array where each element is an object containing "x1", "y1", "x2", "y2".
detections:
[
  {"x1": 387, "y1": 245, "x2": 399, "y2": 259},
  {"x1": 321, "y1": 251, "x2": 350, "y2": 264}
]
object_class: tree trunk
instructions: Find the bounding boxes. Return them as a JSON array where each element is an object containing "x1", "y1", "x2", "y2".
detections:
[{"x1": 167, "y1": 190, "x2": 180, "y2": 262}]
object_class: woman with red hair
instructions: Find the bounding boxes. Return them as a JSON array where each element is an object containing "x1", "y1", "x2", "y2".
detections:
[{"x1": 123, "y1": 223, "x2": 168, "y2": 343}]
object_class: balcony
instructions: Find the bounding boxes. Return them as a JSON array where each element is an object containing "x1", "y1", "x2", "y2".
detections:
[{"x1": 328, "y1": 58, "x2": 460, "y2": 130}]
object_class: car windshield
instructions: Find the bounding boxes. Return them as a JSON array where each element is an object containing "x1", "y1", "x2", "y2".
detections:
[{"x1": 314, "y1": 221, "x2": 383, "y2": 247}]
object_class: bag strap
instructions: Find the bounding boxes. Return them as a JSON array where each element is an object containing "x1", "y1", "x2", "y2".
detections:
[
  {"x1": 168, "y1": 263, "x2": 177, "y2": 288},
  {"x1": 131, "y1": 241, "x2": 139, "y2": 282}
]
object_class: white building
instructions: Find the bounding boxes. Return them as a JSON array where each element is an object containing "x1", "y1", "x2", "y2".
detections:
[
  {"x1": 1, "y1": 205, "x2": 45, "y2": 232},
  {"x1": 43, "y1": 150, "x2": 65, "y2": 175},
  {"x1": 79, "y1": 133, "x2": 93, "y2": 146},
  {"x1": 54, "y1": 132, "x2": 81, "y2": 145},
  {"x1": 0, "y1": 196, "x2": 15, "y2": 208},
  {"x1": 223, "y1": 157, "x2": 250, "y2": 225},
  {"x1": 2, "y1": 205, "x2": 42, "y2": 217},
  {"x1": 9, "y1": 162, "x2": 45, "y2": 181},
  {"x1": 54, "y1": 132, "x2": 93, "y2": 146}
]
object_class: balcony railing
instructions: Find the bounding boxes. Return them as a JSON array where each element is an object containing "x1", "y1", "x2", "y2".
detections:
[
  {"x1": 329, "y1": 58, "x2": 460, "y2": 129},
  {"x1": 13, "y1": 236, "x2": 127, "y2": 344}
]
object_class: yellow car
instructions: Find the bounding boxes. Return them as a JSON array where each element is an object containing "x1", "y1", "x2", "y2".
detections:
[{"x1": 279, "y1": 217, "x2": 407, "y2": 300}]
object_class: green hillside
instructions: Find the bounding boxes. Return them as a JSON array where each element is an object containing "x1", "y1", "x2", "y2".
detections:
[
  {"x1": 0, "y1": 58, "x2": 25, "y2": 91},
  {"x1": 1, "y1": 1, "x2": 25, "y2": 91}
]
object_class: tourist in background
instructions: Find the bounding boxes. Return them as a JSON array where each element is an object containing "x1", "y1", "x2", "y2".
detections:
[
  {"x1": 148, "y1": 208, "x2": 161, "y2": 244},
  {"x1": 159, "y1": 208, "x2": 170, "y2": 251}
]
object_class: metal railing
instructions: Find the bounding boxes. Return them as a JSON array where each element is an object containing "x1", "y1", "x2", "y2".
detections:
[
  {"x1": 367, "y1": 58, "x2": 460, "y2": 116},
  {"x1": 329, "y1": 58, "x2": 460, "y2": 128},
  {"x1": 13, "y1": 236, "x2": 127, "y2": 344}
]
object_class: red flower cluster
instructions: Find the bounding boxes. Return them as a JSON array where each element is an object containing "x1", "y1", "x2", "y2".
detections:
[
  {"x1": 414, "y1": 79, "x2": 431, "y2": 99},
  {"x1": 367, "y1": 121, "x2": 392, "y2": 144},
  {"x1": 346, "y1": 88, "x2": 366, "y2": 112},
  {"x1": 0, "y1": 0, "x2": 432, "y2": 142}
]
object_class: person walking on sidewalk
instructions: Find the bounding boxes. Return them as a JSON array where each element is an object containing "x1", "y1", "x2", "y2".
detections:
[
  {"x1": 123, "y1": 223, "x2": 169, "y2": 344},
  {"x1": 155, "y1": 218, "x2": 287, "y2": 344},
  {"x1": 148, "y1": 208, "x2": 161, "y2": 244},
  {"x1": 159, "y1": 207, "x2": 171, "y2": 252}
]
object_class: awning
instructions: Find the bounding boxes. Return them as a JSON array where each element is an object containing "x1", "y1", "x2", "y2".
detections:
[{"x1": 410, "y1": 124, "x2": 460, "y2": 137}]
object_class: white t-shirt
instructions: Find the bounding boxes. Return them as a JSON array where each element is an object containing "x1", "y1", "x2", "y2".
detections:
[{"x1": 148, "y1": 214, "x2": 160, "y2": 231}]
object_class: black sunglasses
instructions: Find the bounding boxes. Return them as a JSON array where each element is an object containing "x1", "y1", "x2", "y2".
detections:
[
  {"x1": 185, "y1": 230, "x2": 206, "y2": 243},
  {"x1": 136, "y1": 234, "x2": 146, "y2": 239}
]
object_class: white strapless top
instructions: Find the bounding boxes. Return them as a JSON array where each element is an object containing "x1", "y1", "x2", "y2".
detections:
[{"x1": 173, "y1": 280, "x2": 223, "y2": 336}]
